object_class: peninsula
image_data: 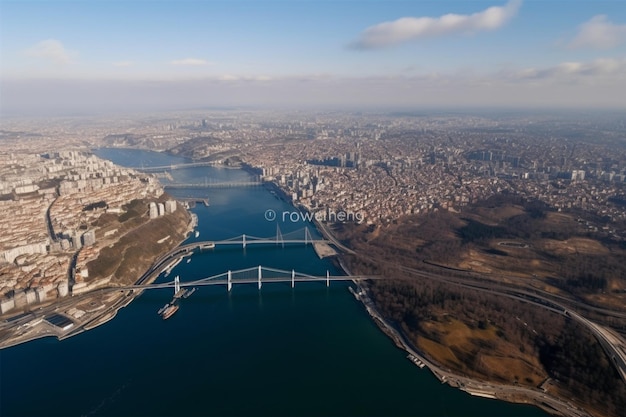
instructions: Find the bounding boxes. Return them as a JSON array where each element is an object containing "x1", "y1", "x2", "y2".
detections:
[{"x1": 0, "y1": 150, "x2": 193, "y2": 348}]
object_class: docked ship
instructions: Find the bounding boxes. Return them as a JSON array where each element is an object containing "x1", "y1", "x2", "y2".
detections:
[{"x1": 161, "y1": 304, "x2": 179, "y2": 320}]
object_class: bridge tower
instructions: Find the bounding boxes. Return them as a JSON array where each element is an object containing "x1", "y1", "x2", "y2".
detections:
[
  {"x1": 227, "y1": 270, "x2": 232, "y2": 292},
  {"x1": 258, "y1": 265, "x2": 262, "y2": 290},
  {"x1": 276, "y1": 224, "x2": 284, "y2": 247},
  {"x1": 291, "y1": 269, "x2": 295, "y2": 288},
  {"x1": 242, "y1": 234, "x2": 246, "y2": 249},
  {"x1": 174, "y1": 275, "x2": 180, "y2": 294},
  {"x1": 304, "y1": 227, "x2": 312, "y2": 245},
  {"x1": 326, "y1": 270, "x2": 330, "y2": 287}
]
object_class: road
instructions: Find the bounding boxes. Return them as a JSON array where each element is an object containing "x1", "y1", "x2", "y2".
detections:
[
  {"x1": 354, "y1": 283, "x2": 593, "y2": 417},
  {"x1": 317, "y1": 220, "x2": 626, "y2": 408},
  {"x1": 313, "y1": 219, "x2": 355, "y2": 254},
  {"x1": 376, "y1": 258, "x2": 626, "y2": 386}
]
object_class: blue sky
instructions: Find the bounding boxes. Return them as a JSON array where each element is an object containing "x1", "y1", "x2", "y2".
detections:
[{"x1": 1, "y1": 0, "x2": 625, "y2": 113}]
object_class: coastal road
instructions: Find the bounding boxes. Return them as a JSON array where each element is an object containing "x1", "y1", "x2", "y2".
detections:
[
  {"x1": 306, "y1": 219, "x2": 624, "y2": 413},
  {"x1": 355, "y1": 284, "x2": 593, "y2": 417},
  {"x1": 313, "y1": 219, "x2": 355, "y2": 254},
  {"x1": 391, "y1": 262, "x2": 626, "y2": 385}
]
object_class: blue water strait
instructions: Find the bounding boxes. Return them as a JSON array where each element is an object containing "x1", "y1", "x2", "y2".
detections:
[{"x1": 0, "y1": 149, "x2": 546, "y2": 416}]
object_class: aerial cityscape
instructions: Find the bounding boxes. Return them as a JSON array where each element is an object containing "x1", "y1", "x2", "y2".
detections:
[{"x1": 1, "y1": 1, "x2": 625, "y2": 416}]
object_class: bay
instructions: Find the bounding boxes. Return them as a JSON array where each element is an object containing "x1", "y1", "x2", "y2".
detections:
[{"x1": 0, "y1": 148, "x2": 546, "y2": 416}]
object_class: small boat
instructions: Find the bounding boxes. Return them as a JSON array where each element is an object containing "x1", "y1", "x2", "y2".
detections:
[
  {"x1": 195, "y1": 231, "x2": 200, "y2": 238},
  {"x1": 186, "y1": 258, "x2": 191, "y2": 263},
  {"x1": 183, "y1": 288, "x2": 196, "y2": 298},
  {"x1": 161, "y1": 304, "x2": 179, "y2": 320}
]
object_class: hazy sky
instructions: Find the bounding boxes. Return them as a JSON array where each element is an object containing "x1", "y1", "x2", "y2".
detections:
[{"x1": 1, "y1": 0, "x2": 625, "y2": 115}]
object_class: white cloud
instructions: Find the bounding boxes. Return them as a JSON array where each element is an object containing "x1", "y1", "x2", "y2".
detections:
[
  {"x1": 350, "y1": 0, "x2": 522, "y2": 49},
  {"x1": 24, "y1": 39, "x2": 74, "y2": 64},
  {"x1": 568, "y1": 15, "x2": 626, "y2": 49},
  {"x1": 504, "y1": 58, "x2": 626, "y2": 81},
  {"x1": 170, "y1": 58, "x2": 212, "y2": 66}
]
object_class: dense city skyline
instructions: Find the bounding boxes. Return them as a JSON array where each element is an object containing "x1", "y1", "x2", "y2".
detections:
[{"x1": 1, "y1": 0, "x2": 626, "y2": 114}]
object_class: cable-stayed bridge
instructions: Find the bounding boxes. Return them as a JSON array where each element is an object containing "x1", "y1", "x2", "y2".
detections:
[{"x1": 169, "y1": 227, "x2": 322, "y2": 256}]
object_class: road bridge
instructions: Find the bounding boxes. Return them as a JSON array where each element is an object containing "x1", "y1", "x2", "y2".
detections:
[
  {"x1": 387, "y1": 258, "x2": 626, "y2": 385},
  {"x1": 173, "y1": 226, "x2": 322, "y2": 251},
  {"x1": 132, "y1": 224, "x2": 626, "y2": 385},
  {"x1": 119, "y1": 265, "x2": 377, "y2": 292},
  {"x1": 164, "y1": 181, "x2": 262, "y2": 189},
  {"x1": 135, "y1": 161, "x2": 220, "y2": 172}
]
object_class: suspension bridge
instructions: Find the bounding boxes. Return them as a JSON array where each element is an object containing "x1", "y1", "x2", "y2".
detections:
[
  {"x1": 126, "y1": 265, "x2": 376, "y2": 293},
  {"x1": 164, "y1": 180, "x2": 262, "y2": 189},
  {"x1": 135, "y1": 161, "x2": 221, "y2": 172},
  {"x1": 146, "y1": 227, "x2": 333, "y2": 287}
]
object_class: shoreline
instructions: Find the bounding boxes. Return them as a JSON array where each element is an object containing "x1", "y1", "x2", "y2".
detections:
[
  {"x1": 339, "y1": 267, "x2": 590, "y2": 417},
  {"x1": 0, "y1": 205, "x2": 197, "y2": 350},
  {"x1": 257, "y1": 157, "x2": 591, "y2": 416},
  {"x1": 1, "y1": 150, "x2": 592, "y2": 415},
  {"x1": 295, "y1": 186, "x2": 590, "y2": 417}
]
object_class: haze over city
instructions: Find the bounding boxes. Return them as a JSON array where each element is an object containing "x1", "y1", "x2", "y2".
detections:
[
  {"x1": 1, "y1": 0, "x2": 626, "y2": 115},
  {"x1": 2, "y1": 2, "x2": 626, "y2": 416}
]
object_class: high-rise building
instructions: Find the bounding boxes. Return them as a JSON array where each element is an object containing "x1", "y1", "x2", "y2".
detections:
[
  {"x1": 72, "y1": 231, "x2": 82, "y2": 250},
  {"x1": 82, "y1": 230, "x2": 96, "y2": 246},
  {"x1": 571, "y1": 170, "x2": 586, "y2": 181},
  {"x1": 165, "y1": 200, "x2": 177, "y2": 214},
  {"x1": 149, "y1": 202, "x2": 158, "y2": 219}
]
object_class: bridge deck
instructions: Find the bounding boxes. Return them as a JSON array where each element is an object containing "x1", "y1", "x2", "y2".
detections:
[
  {"x1": 118, "y1": 275, "x2": 375, "y2": 291},
  {"x1": 164, "y1": 182, "x2": 262, "y2": 189}
]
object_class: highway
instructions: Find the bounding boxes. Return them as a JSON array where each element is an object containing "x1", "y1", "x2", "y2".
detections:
[
  {"x1": 372, "y1": 257, "x2": 626, "y2": 386},
  {"x1": 323, "y1": 223, "x2": 626, "y2": 387},
  {"x1": 311, "y1": 218, "x2": 626, "y2": 395},
  {"x1": 316, "y1": 217, "x2": 626, "y2": 385},
  {"x1": 313, "y1": 218, "x2": 355, "y2": 254},
  {"x1": 356, "y1": 287, "x2": 593, "y2": 417},
  {"x1": 3, "y1": 218, "x2": 624, "y2": 415},
  {"x1": 569, "y1": 310, "x2": 626, "y2": 382}
]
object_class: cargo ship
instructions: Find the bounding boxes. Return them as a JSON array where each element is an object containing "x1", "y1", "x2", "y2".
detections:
[{"x1": 161, "y1": 304, "x2": 179, "y2": 320}]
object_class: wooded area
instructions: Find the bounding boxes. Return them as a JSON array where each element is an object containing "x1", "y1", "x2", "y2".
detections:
[{"x1": 336, "y1": 193, "x2": 626, "y2": 417}]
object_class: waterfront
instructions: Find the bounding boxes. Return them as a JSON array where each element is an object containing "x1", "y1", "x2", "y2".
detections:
[{"x1": 0, "y1": 149, "x2": 546, "y2": 416}]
